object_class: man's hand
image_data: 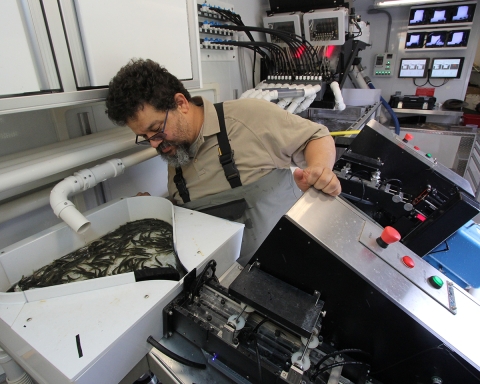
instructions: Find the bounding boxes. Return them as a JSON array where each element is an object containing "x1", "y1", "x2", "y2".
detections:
[{"x1": 293, "y1": 166, "x2": 341, "y2": 196}]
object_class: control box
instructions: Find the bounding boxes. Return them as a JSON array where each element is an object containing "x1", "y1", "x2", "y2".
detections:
[{"x1": 372, "y1": 52, "x2": 396, "y2": 77}]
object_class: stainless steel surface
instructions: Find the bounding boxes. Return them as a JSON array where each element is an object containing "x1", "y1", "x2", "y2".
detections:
[
  {"x1": 359, "y1": 220, "x2": 455, "y2": 312},
  {"x1": 286, "y1": 188, "x2": 480, "y2": 371},
  {"x1": 58, "y1": 0, "x2": 91, "y2": 88},
  {"x1": 393, "y1": 108, "x2": 464, "y2": 116}
]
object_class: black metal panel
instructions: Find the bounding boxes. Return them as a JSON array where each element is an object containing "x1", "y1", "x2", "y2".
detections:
[
  {"x1": 228, "y1": 265, "x2": 324, "y2": 338},
  {"x1": 250, "y1": 216, "x2": 478, "y2": 384},
  {"x1": 334, "y1": 123, "x2": 480, "y2": 256}
]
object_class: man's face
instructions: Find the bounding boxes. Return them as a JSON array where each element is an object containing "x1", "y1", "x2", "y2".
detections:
[{"x1": 127, "y1": 103, "x2": 193, "y2": 167}]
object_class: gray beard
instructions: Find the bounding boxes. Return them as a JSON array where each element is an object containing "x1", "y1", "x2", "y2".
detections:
[{"x1": 156, "y1": 139, "x2": 199, "y2": 168}]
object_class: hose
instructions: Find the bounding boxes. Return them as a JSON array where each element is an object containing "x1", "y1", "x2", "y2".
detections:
[
  {"x1": 147, "y1": 336, "x2": 206, "y2": 369},
  {"x1": 366, "y1": 81, "x2": 400, "y2": 135}
]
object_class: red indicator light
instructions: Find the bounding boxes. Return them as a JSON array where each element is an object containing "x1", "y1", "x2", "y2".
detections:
[
  {"x1": 325, "y1": 45, "x2": 335, "y2": 58},
  {"x1": 294, "y1": 44, "x2": 306, "y2": 58},
  {"x1": 416, "y1": 213, "x2": 427, "y2": 222}
]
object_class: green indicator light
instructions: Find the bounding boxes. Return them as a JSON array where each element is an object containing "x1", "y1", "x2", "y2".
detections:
[
  {"x1": 426, "y1": 153, "x2": 432, "y2": 158},
  {"x1": 387, "y1": 71, "x2": 391, "y2": 74},
  {"x1": 387, "y1": 61, "x2": 390, "y2": 64},
  {"x1": 429, "y1": 275, "x2": 444, "y2": 289}
]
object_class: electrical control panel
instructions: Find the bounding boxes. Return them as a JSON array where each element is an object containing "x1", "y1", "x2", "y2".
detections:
[
  {"x1": 197, "y1": 0, "x2": 236, "y2": 61},
  {"x1": 263, "y1": 12, "x2": 303, "y2": 46},
  {"x1": 372, "y1": 52, "x2": 396, "y2": 77},
  {"x1": 303, "y1": 7, "x2": 349, "y2": 46}
]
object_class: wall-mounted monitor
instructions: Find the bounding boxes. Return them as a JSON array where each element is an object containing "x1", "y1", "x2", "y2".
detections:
[
  {"x1": 450, "y1": 4, "x2": 476, "y2": 23},
  {"x1": 408, "y1": 9, "x2": 427, "y2": 26},
  {"x1": 446, "y1": 30, "x2": 469, "y2": 47},
  {"x1": 405, "y1": 32, "x2": 425, "y2": 48},
  {"x1": 430, "y1": 57, "x2": 465, "y2": 78},
  {"x1": 398, "y1": 58, "x2": 429, "y2": 78},
  {"x1": 427, "y1": 7, "x2": 449, "y2": 24},
  {"x1": 425, "y1": 31, "x2": 447, "y2": 48},
  {"x1": 405, "y1": 32, "x2": 426, "y2": 49}
]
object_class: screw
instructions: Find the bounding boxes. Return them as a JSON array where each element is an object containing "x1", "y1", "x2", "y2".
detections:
[
  {"x1": 168, "y1": 311, "x2": 173, "y2": 316},
  {"x1": 27, "y1": 318, "x2": 32, "y2": 322},
  {"x1": 144, "y1": 295, "x2": 149, "y2": 299}
]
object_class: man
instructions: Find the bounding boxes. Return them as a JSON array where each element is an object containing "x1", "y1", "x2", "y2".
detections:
[{"x1": 106, "y1": 59, "x2": 341, "y2": 266}]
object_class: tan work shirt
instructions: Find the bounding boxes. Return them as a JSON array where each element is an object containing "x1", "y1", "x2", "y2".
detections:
[{"x1": 167, "y1": 96, "x2": 330, "y2": 204}]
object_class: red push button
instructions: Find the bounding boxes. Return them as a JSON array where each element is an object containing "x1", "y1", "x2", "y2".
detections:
[
  {"x1": 414, "y1": 146, "x2": 420, "y2": 150},
  {"x1": 376, "y1": 226, "x2": 401, "y2": 248},
  {"x1": 402, "y1": 256, "x2": 415, "y2": 268},
  {"x1": 403, "y1": 133, "x2": 414, "y2": 143}
]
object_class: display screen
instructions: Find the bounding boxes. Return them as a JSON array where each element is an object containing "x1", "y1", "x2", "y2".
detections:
[
  {"x1": 451, "y1": 4, "x2": 476, "y2": 23},
  {"x1": 408, "y1": 4, "x2": 476, "y2": 26},
  {"x1": 405, "y1": 32, "x2": 425, "y2": 48},
  {"x1": 428, "y1": 8, "x2": 448, "y2": 24},
  {"x1": 425, "y1": 31, "x2": 447, "y2": 48},
  {"x1": 446, "y1": 30, "x2": 469, "y2": 47},
  {"x1": 409, "y1": 9, "x2": 426, "y2": 25},
  {"x1": 398, "y1": 58, "x2": 429, "y2": 78},
  {"x1": 430, "y1": 57, "x2": 464, "y2": 78}
]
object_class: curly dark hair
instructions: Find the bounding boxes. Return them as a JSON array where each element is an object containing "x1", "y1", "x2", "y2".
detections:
[{"x1": 105, "y1": 59, "x2": 192, "y2": 126}]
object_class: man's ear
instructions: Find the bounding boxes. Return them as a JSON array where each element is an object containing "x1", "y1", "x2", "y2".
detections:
[{"x1": 174, "y1": 93, "x2": 189, "y2": 114}]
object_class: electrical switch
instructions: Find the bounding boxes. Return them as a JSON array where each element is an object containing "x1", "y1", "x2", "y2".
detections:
[
  {"x1": 428, "y1": 276, "x2": 444, "y2": 289},
  {"x1": 376, "y1": 226, "x2": 401, "y2": 248},
  {"x1": 401, "y1": 256, "x2": 415, "y2": 268}
]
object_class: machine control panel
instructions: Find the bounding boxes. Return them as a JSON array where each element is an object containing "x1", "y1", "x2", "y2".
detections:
[
  {"x1": 373, "y1": 52, "x2": 396, "y2": 77},
  {"x1": 359, "y1": 220, "x2": 457, "y2": 313}
]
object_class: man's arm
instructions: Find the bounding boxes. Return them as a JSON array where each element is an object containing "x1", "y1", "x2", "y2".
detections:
[{"x1": 293, "y1": 135, "x2": 342, "y2": 196}]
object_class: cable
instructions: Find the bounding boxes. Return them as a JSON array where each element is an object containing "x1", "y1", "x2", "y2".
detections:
[
  {"x1": 147, "y1": 336, "x2": 207, "y2": 369},
  {"x1": 312, "y1": 348, "x2": 371, "y2": 373},
  {"x1": 413, "y1": 77, "x2": 429, "y2": 87},
  {"x1": 313, "y1": 360, "x2": 371, "y2": 378},
  {"x1": 428, "y1": 78, "x2": 449, "y2": 87}
]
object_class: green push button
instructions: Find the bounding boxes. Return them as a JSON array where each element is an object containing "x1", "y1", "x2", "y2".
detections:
[
  {"x1": 428, "y1": 275, "x2": 444, "y2": 289},
  {"x1": 426, "y1": 153, "x2": 432, "y2": 158}
]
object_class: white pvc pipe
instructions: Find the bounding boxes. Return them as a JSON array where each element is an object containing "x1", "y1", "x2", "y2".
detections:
[
  {"x1": 50, "y1": 148, "x2": 157, "y2": 234},
  {"x1": 0, "y1": 348, "x2": 33, "y2": 384},
  {"x1": 0, "y1": 188, "x2": 50, "y2": 225},
  {"x1": 0, "y1": 127, "x2": 135, "y2": 194},
  {"x1": 330, "y1": 81, "x2": 346, "y2": 111}
]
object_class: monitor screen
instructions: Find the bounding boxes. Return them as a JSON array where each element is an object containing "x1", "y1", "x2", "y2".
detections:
[
  {"x1": 446, "y1": 30, "x2": 469, "y2": 47},
  {"x1": 405, "y1": 32, "x2": 425, "y2": 49},
  {"x1": 450, "y1": 4, "x2": 476, "y2": 23},
  {"x1": 425, "y1": 31, "x2": 447, "y2": 48},
  {"x1": 430, "y1": 57, "x2": 465, "y2": 78},
  {"x1": 409, "y1": 9, "x2": 426, "y2": 25},
  {"x1": 428, "y1": 8, "x2": 448, "y2": 24},
  {"x1": 398, "y1": 58, "x2": 429, "y2": 78}
]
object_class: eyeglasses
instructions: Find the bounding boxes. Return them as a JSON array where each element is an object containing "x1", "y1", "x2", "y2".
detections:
[{"x1": 135, "y1": 110, "x2": 169, "y2": 146}]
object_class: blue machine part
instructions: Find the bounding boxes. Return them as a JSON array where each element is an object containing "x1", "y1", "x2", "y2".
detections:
[{"x1": 424, "y1": 220, "x2": 480, "y2": 289}]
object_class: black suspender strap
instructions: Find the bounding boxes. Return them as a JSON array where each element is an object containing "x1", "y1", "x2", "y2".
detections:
[
  {"x1": 174, "y1": 102, "x2": 242, "y2": 203},
  {"x1": 174, "y1": 167, "x2": 191, "y2": 203},
  {"x1": 214, "y1": 103, "x2": 242, "y2": 188}
]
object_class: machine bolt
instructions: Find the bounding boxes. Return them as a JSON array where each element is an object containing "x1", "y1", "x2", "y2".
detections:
[
  {"x1": 168, "y1": 311, "x2": 173, "y2": 316},
  {"x1": 207, "y1": 315, "x2": 212, "y2": 321},
  {"x1": 233, "y1": 338, "x2": 239, "y2": 345},
  {"x1": 221, "y1": 299, "x2": 226, "y2": 305},
  {"x1": 168, "y1": 332, "x2": 173, "y2": 337}
]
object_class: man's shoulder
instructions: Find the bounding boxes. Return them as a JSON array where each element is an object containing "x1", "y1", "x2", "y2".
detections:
[{"x1": 224, "y1": 98, "x2": 284, "y2": 117}]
